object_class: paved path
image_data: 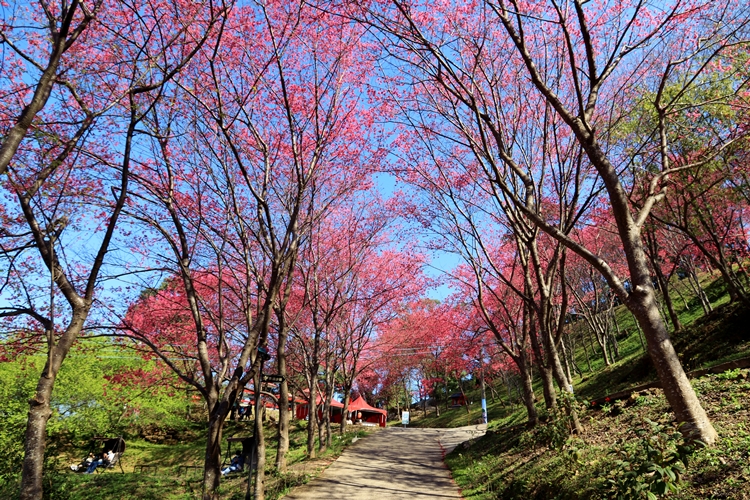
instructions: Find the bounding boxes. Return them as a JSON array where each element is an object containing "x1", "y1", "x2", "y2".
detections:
[{"x1": 282, "y1": 425, "x2": 486, "y2": 500}]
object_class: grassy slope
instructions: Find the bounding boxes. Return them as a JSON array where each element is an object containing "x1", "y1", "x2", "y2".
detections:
[
  {"x1": 31, "y1": 421, "x2": 371, "y2": 500},
  {"x1": 571, "y1": 274, "x2": 743, "y2": 398},
  {"x1": 435, "y1": 273, "x2": 750, "y2": 499},
  {"x1": 446, "y1": 371, "x2": 750, "y2": 500},
  {"x1": 412, "y1": 275, "x2": 750, "y2": 430}
]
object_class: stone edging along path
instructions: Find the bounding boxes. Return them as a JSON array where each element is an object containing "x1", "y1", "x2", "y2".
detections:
[{"x1": 589, "y1": 356, "x2": 750, "y2": 407}]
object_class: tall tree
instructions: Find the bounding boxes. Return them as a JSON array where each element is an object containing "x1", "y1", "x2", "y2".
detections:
[
  {"x1": 0, "y1": 2, "x2": 219, "y2": 497},
  {"x1": 349, "y1": 0, "x2": 750, "y2": 443},
  {"x1": 122, "y1": 2, "x2": 375, "y2": 496}
]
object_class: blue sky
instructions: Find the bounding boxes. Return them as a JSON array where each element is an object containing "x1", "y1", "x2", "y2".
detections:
[{"x1": 372, "y1": 172, "x2": 459, "y2": 302}]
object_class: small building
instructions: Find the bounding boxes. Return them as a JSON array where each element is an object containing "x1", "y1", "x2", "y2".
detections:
[{"x1": 450, "y1": 392, "x2": 467, "y2": 407}]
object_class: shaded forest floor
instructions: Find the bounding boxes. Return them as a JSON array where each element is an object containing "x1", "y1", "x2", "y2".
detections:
[
  {"x1": 431, "y1": 292, "x2": 750, "y2": 499},
  {"x1": 446, "y1": 368, "x2": 750, "y2": 499},
  {"x1": 7, "y1": 422, "x2": 372, "y2": 500}
]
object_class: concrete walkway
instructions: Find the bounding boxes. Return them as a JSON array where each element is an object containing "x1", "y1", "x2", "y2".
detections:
[{"x1": 281, "y1": 424, "x2": 486, "y2": 500}]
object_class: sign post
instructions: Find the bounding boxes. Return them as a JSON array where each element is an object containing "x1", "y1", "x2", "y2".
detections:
[
  {"x1": 480, "y1": 349, "x2": 488, "y2": 425},
  {"x1": 401, "y1": 410, "x2": 410, "y2": 427}
]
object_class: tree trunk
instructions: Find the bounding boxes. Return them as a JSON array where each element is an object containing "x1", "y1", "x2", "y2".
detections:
[
  {"x1": 458, "y1": 379, "x2": 470, "y2": 414},
  {"x1": 647, "y1": 230, "x2": 682, "y2": 332},
  {"x1": 306, "y1": 380, "x2": 317, "y2": 459},
  {"x1": 631, "y1": 312, "x2": 647, "y2": 352},
  {"x1": 673, "y1": 283, "x2": 691, "y2": 311},
  {"x1": 560, "y1": 335, "x2": 574, "y2": 384},
  {"x1": 20, "y1": 368, "x2": 55, "y2": 500},
  {"x1": 274, "y1": 346, "x2": 289, "y2": 471},
  {"x1": 610, "y1": 333, "x2": 620, "y2": 360},
  {"x1": 717, "y1": 264, "x2": 745, "y2": 304},
  {"x1": 489, "y1": 381, "x2": 499, "y2": 403},
  {"x1": 20, "y1": 309, "x2": 89, "y2": 500},
  {"x1": 629, "y1": 286, "x2": 717, "y2": 443},
  {"x1": 595, "y1": 326, "x2": 612, "y2": 366},
  {"x1": 661, "y1": 279, "x2": 682, "y2": 332},
  {"x1": 538, "y1": 363, "x2": 557, "y2": 410},
  {"x1": 690, "y1": 231, "x2": 749, "y2": 305},
  {"x1": 254, "y1": 371, "x2": 267, "y2": 500},
  {"x1": 548, "y1": 341, "x2": 583, "y2": 434},
  {"x1": 339, "y1": 390, "x2": 351, "y2": 435},
  {"x1": 444, "y1": 374, "x2": 450, "y2": 412},
  {"x1": 582, "y1": 329, "x2": 592, "y2": 372},
  {"x1": 687, "y1": 269, "x2": 712, "y2": 314},
  {"x1": 319, "y1": 381, "x2": 333, "y2": 454},
  {"x1": 202, "y1": 410, "x2": 227, "y2": 500},
  {"x1": 528, "y1": 320, "x2": 556, "y2": 409},
  {"x1": 517, "y1": 354, "x2": 538, "y2": 426}
]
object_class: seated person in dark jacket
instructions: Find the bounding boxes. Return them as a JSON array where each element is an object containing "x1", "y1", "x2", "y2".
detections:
[
  {"x1": 86, "y1": 450, "x2": 114, "y2": 474},
  {"x1": 221, "y1": 454, "x2": 244, "y2": 475}
]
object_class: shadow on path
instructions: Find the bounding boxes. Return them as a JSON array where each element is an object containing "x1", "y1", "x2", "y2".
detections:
[{"x1": 282, "y1": 425, "x2": 486, "y2": 500}]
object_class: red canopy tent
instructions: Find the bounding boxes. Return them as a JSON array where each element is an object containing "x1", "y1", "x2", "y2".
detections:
[{"x1": 348, "y1": 396, "x2": 387, "y2": 427}]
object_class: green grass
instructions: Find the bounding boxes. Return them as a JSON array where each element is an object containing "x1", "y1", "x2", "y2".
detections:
[
  {"x1": 438, "y1": 271, "x2": 750, "y2": 499},
  {"x1": 445, "y1": 371, "x2": 750, "y2": 499},
  {"x1": 122, "y1": 439, "x2": 206, "y2": 470},
  {"x1": 409, "y1": 401, "x2": 527, "y2": 430},
  {"x1": 0, "y1": 420, "x2": 371, "y2": 500}
]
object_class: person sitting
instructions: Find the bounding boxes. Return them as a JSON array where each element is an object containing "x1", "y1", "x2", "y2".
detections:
[
  {"x1": 221, "y1": 454, "x2": 244, "y2": 475},
  {"x1": 70, "y1": 452, "x2": 95, "y2": 472},
  {"x1": 86, "y1": 450, "x2": 115, "y2": 474},
  {"x1": 85, "y1": 453, "x2": 106, "y2": 474}
]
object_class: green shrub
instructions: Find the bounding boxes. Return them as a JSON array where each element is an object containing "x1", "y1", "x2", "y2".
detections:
[
  {"x1": 716, "y1": 368, "x2": 741, "y2": 380},
  {"x1": 603, "y1": 419, "x2": 703, "y2": 499}
]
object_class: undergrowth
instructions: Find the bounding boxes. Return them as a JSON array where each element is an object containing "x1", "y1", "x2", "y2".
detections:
[{"x1": 446, "y1": 371, "x2": 750, "y2": 500}]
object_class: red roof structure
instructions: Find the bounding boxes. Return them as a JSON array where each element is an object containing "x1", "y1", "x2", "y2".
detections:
[
  {"x1": 295, "y1": 391, "x2": 345, "y2": 423},
  {"x1": 347, "y1": 396, "x2": 387, "y2": 427}
]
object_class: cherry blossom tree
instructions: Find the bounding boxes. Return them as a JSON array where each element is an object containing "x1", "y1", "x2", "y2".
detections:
[
  {"x1": 0, "y1": 2, "x2": 220, "y2": 497},
  {"x1": 347, "y1": 0, "x2": 750, "y2": 444},
  {"x1": 653, "y1": 161, "x2": 750, "y2": 305},
  {"x1": 119, "y1": 2, "x2": 377, "y2": 496},
  {"x1": 450, "y1": 263, "x2": 540, "y2": 424},
  {"x1": 373, "y1": 84, "x2": 590, "y2": 427},
  {"x1": 0, "y1": 0, "x2": 100, "y2": 177},
  {"x1": 332, "y1": 245, "x2": 425, "y2": 432},
  {"x1": 282, "y1": 200, "x2": 423, "y2": 458}
]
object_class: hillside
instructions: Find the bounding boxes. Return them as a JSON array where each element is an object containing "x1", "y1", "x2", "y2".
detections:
[
  {"x1": 446, "y1": 366, "x2": 750, "y2": 499},
  {"x1": 412, "y1": 279, "x2": 750, "y2": 499}
]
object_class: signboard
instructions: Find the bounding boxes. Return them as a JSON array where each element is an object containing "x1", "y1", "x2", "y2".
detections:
[
  {"x1": 401, "y1": 410, "x2": 410, "y2": 426},
  {"x1": 261, "y1": 374, "x2": 285, "y2": 383}
]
